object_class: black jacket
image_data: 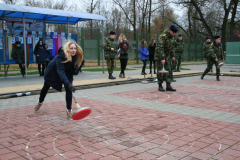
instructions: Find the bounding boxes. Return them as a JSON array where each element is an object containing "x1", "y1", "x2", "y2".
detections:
[
  {"x1": 44, "y1": 49, "x2": 79, "y2": 92},
  {"x1": 34, "y1": 46, "x2": 46, "y2": 64}
]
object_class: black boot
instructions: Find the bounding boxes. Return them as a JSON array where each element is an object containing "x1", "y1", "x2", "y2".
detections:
[
  {"x1": 79, "y1": 66, "x2": 82, "y2": 73},
  {"x1": 201, "y1": 74, "x2": 205, "y2": 80},
  {"x1": 166, "y1": 83, "x2": 176, "y2": 91},
  {"x1": 158, "y1": 83, "x2": 165, "y2": 91},
  {"x1": 154, "y1": 70, "x2": 156, "y2": 74},
  {"x1": 150, "y1": 71, "x2": 152, "y2": 74},
  {"x1": 20, "y1": 69, "x2": 24, "y2": 77},
  {"x1": 173, "y1": 69, "x2": 177, "y2": 72},
  {"x1": 216, "y1": 75, "x2": 220, "y2": 81},
  {"x1": 109, "y1": 73, "x2": 116, "y2": 79},
  {"x1": 177, "y1": 67, "x2": 180, "y2": 72}
]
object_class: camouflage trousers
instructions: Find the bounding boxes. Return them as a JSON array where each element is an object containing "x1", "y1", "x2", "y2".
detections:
[
  {"x1": 206, "y1": 58, "x2": 213, "y2": 71},
  {"x1": 15, "y1": 58, "x2": 29, "y2": 70},
  {"x1": 204, "y1": 59, "x2": 220, "y2": 76},
  {"x1": 106, "y1": 58, "x2": 115, "y2": 74},
  {"x1": 156, "y1": 61, "x2": 171, "y2": 84},
  {"x1": 172, "y1": 53, "x2": 182, "y2": 69}
]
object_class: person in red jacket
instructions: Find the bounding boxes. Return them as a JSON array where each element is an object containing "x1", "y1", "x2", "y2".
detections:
[{"x1": 118, "y1": 33, "x2": 129, "y2": 78}]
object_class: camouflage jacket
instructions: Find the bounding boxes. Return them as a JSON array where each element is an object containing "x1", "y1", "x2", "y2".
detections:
[
  {"x1": 208, "y1": 41, "x2": 223, "y2": 60},
  {"x1": 174, "y1": 38, "x2": 184, "y2": 53},
  {"x1": 203, "y1": 42, "x2": 212, "y2": 58},
  {"x1": 103, "y1": 37, "x2": 117, "y2": 59},
  {"x1": 11, "y1": 47, "x2": 24, "y2": 59},
  {"x1": 155, "y1": 29, "x2": 175, "y2": 61}
]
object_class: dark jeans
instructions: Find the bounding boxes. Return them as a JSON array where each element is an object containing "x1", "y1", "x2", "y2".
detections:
[
  {"x1": 38, "y1": 63, "x2": 46, "y2": 75},
  {"x1": 142, "y1": 59, "x2": 147, "y2": 73},
  {"x1": 149, "y1": 60, "x2": 155, "y2": 72},
  {"x1": 39, "y1": 81, "x2": 73, "y2": 110},
  {"x1": 120, "y1": 59, "x2": 128, "y2": 74}
]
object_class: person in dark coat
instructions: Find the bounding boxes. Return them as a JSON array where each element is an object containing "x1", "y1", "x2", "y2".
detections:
[
  {"x1": 118, "y1": 33, "x2": 129, "y2": 78},
  {"x1": 45, "y1": 44, "x2": 53, "y2": 68},
  {"x1": 34, "y1": 40, "x2": 46, "y2": 76},
  {"x1": 139, "y1": 40, "x2": 149, "y2": 75},
  {"x1": 148, "y1": 38, "x2": 156, "y2": 74},
  {"x1": 34, "y1": 41, "x2": 84, "y2": 120}
]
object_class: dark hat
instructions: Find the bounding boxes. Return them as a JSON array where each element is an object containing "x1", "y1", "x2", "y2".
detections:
[
  {"x1": 169, "y1": 24, "x2": 179, "y2": 33},
  {"x1": 109, "y1": 31, "x2": 116, "y2": 35},
  {"x1": 214, "y1": 35, "x2": 221, "y2": 39},
  {"x1": 205, "y1": 36, "x2": 211, "y2": 40},
  {"x1": 16, "y1": 41, "x2": 21, "y2": 44},
  {"x1": 178, "y1": 34, "x2": 183, "y2": 37}
]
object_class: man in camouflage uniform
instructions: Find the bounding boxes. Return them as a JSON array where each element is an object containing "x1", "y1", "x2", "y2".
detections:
[
  {"x1": 203, "y1": 36, "x2": 213, "y2": 72},
  {"x1": 155, "y1": 24, "x2": 179, "y2": 91},
  {"x1": 103, "y1": 31, "x2": 117, "y2": 79},
  {"x1": 11, "y1": 41, "x2": 29, "y2": 76},
  {"x1": 173, "y1": 34, "x2": 184, "y2": 72},
  {"x1": 201, "y1": 35, "x2": 224, "y2": 81}
]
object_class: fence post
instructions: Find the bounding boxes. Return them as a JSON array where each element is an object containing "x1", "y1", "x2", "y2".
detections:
[
  {"x1": 136, "y1": 31, "x2": 139, "y2": 64},
  {"x1": 201, "y1": 38, "x2": 203, "y2": 61},
  {"x1": 81, "y1": 28, "x2": 84, "y2": 53},
  {"x1": 147, "y1": 32, "x2": 150, "y2": 46},
  {"x1": 189, "y1": 36, "x2": 191, "y2": 61},
  {"x1": 195, "y1": 37, "x2": 197, "y2": 61},
  {"x1": 97, "y1": 28, "x2": 100, "y2": 66}
]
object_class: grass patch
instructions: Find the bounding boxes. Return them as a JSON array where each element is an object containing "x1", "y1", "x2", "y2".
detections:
[
  {"x1": 0, "y1": 66, "x2": 38, "y2": 72},
  {"x1": 82, "y1": 67, "x2": 136, "y2": 72},
  {"x1": 0, "y1": 71, "x2": 39, "y2": 77},
  {"x1": 230, "y1": 70, "x2": 240, "y2": 72},
  {"x1": 132, "y1": 66, "x2": 191, "y2": 70},
  {"x1": 179, "y1": 68, "x2": 191, "y2": 70}
]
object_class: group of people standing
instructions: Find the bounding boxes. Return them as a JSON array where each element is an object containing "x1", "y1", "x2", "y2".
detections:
[
  {"x1": 11, "y1": 40, "x2": 53, "y2": 77},
  {"x1": 9, "y1": 26, "x2": 222, "y2": 120}
]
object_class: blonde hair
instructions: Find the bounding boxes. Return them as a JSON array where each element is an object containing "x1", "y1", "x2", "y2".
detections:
[
  {"x1": 118, "y1": 33, "x2": 127, "y2": 43},
  {"x1": 62, "y1": 41, "x2": 83, "y2": 67}
]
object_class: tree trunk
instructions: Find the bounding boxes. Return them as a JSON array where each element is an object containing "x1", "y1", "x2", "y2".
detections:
[
  {"x1": 148, "y1": 0, "x2": 151, "y2": 34},
  {"x1": 133, "y1": 0, "x2": 136, "y2": 40},
  {"x1": 221, "y1": 0, "x2": 234, "y2": 52}
]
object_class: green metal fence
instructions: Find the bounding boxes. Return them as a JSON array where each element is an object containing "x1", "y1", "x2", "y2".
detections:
[
  {"x1": 72, "y1": 27, "x2": 206, "y2": 65},
  {"x1": 226, "y1": 28, "x2": 240, "y2": 64}
]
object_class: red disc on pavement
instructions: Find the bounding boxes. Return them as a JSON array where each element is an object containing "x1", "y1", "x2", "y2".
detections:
[{"x1": 72, "y1": 107, "x2": 91, "y2": 120}]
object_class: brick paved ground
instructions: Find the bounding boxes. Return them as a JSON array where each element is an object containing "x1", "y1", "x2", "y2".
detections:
[{"x1": 0, "y1": 76, "x2": 240, "y2": 160}]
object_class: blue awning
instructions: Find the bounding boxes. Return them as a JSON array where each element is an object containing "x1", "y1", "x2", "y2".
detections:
[{"x1": 0, "y1": 3, "x2": 107, "y2": 24}]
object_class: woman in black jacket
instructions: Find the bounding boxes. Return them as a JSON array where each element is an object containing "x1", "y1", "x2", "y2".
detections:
[
  {"x1": 148, "y1": 38, "x2": 156, "y2": 74},
  {"x1": 34, "y1": 41, "x2": 83, "y2": 120},
  {"x1": 34, "y1": 40, "x2": 46, "y2": 76}
]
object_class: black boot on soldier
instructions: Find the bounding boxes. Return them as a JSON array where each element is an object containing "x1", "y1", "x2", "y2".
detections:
[
  {"x1": 166, "y1": 83, "x2": 176, "y2": 91},
  {"x1": 109, "y1": 73, "x2": 116, "y2": 79},
  {"x1": 201, "y1": 74, "x2": 205, "y2": 80},
  {"x1": 177, "y1": 67, "x2": 181, "y2": 72},
  {"x1": 216, "y1": 75, "x2": 220, "y2": 81},
  {"x1": 158, "y1": 83, "x2": 165, "y2": 91}
]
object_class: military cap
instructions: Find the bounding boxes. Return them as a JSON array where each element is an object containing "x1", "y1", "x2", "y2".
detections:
[
  {"x1": 169, "y1": 24, "x2": 179, "y2": 33},
  {"x1": 206, "y1": 36, "x2": 211, "y2": 40},
  {"x1": 16, "y1": 41, "x2": 21, "y2": 44},
  {"x1": 109, "y1": 31, "x2": 116, "y2": 35},
  {"x1": 178, "y1": 34, "x2": 183, "y2": 37},
  {"x1": 214, "y1": 35, "x2": 221, "y2": 39}
]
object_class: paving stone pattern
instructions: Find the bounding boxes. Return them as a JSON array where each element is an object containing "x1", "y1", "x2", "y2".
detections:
[{"x1": 0, "y1": 76, "x2": 240, "y2": 159}]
